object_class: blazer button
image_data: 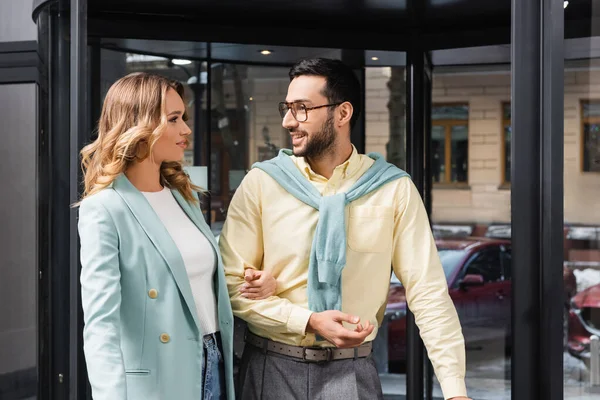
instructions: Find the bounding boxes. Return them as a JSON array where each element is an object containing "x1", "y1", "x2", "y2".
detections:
[
  {"x1": 148, "y1": 289, "x2": 158, "y2": 299},
  {"x1": 160, "y1": 333, "x2": 170, "y2": 343}
]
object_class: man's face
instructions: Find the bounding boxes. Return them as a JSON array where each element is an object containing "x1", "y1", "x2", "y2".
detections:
[{"x1": 282, "y1": 76, "x2": 337, "y2": 159}]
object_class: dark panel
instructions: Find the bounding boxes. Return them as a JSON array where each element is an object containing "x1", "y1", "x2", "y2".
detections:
[
  {"x1": 0, "y1": 41, "x2": 42, "y2": 85},
  {"x1": 342, "y1": 49, "x2": 366, "y2": 154},
  {"x1": 88, "y1": 17, "x2": 401, "y2": 51},
  {"x1": 101, "y1": 38, "x2": 207, "y2": 59},
  {"x1": 424, "y1": 0, "x2": 510, "y2": 29},
  {"x1": 423, "y1": 54, "x2": 433, "y2": 400},
  {"x1": 35, "y1": 7, "x2": 52, "y2": 399},
  {"x1": 204, "y1": 45, "x2": 212, "y2": 225},
  {"x1": 405, "y1": 50, "x2": 426, "y2": 400},
  {"x1": 50, "y1": 1, "x2": 72, "y2": 398},
  {"x1": 511, "y1": 0, "x2": 564, "y2": 399},
  {"x1": 431, "y1": 45, "x2": 510, "y2": 66},
  {"x1": 69, "y1": 1, "x2": 90, "y2": 399},
  {"x1": 0, "y1": 67, "x2": 39, "y2": 84},
  {"x1": 88, "y1": 0, "x2": 409, "y2": 21},
  {"x1": 88, "y1": 16, "x2": 513, "y2": 53},
  {"x1": 511, "y1": 0, "x2": 541, "y2": 397},
  {"x1": 540, "y1": 0, "x2": 565, "y2": 398},
  {"x1": 0, "y1": 41, "x2": 38, "y2": 53},
  {"x1": 36, "y1": 0, "x2": 596, "y2": 51}
]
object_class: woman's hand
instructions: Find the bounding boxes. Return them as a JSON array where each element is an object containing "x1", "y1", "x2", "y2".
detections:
[{"x1": 239, "y1": 269, "x2": 277, "y2": 300}]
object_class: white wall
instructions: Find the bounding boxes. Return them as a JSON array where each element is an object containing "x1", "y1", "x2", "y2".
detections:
[{"x1": 0, "y1": 0, "x2": 37, "y2": 42}]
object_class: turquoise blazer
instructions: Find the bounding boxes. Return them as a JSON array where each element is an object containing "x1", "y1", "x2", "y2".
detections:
[{"x1": 77, "y1": 174, "x2": 235, "y2": 400}]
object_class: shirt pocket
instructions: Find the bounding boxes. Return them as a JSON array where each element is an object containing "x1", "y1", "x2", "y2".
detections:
[{"x1": 347, "y1": 205, "x2": 394, "y2": 253}]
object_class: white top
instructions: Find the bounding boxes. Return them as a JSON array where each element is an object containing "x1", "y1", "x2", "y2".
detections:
[{"x1": 142, "y1": 187, "x2": 218, "y2": 334}]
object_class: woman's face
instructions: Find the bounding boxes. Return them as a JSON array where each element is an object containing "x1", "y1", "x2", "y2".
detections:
[{"x1": 152, "y1": 88, "x2": 191, "y2": 163}]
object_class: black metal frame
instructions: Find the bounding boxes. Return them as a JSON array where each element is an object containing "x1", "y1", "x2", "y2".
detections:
[
  {"x1": 69, "y1": 0, "x2": 90, "y2": 398},
  {"x1": 36, "y1": 7, "x2": 51, "y2": 398},
  {"x1": 49, "y1": 1, "x2": 73, "y2": 398},
  {"x1": 341, "y1": 49, "x2": 367, "y2": 154},
  {"x1": 405, "y1": 49, "x2": 429, "y2": 400},
  {"x1": 205, "y1": 45, "x2": 212, "y2": 225},
  {"x1": 511, "y1": 0, "x2": 564, "y2": 399},
  {"x1": 31, "y1": 0, "x2": 569, "y2": 398}
]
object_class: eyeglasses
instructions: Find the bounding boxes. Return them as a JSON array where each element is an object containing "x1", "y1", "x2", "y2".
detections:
[{"x1": 278, "y1": 102, "x2": 343, "y2": 122}]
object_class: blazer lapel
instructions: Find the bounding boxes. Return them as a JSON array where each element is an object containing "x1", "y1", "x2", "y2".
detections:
[{"x1": 112, "y1": 175, "x2": 202, "y2": 333}]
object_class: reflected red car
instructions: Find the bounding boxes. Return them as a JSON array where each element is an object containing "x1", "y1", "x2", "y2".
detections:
[
  {"x1": 386, "y1": 237, "x2": 578, "y2": 368},
  {"x1": 568, "y1": 283, "x2": 600, "y2": 361},
  {"x1": 386, "y1": 237, "x2": 513, "y2": 367}
]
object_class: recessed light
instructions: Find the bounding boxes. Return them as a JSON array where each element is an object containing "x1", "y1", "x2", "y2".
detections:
[
  {"x1": 564, "y1": 1, "x2": 569, "y2": 8},
  {"x1": 172, "y1": 59, "x2": 192, "y2": 65},
  {"x1": 249, "y1": 97, "x2": 254, "y2": 101},
  {"x1": 260, "y1": 50, "x2": 272, "y2": 55},
  {"x1": 371, "y1": 57, "x2": 379, "y2": 61}
]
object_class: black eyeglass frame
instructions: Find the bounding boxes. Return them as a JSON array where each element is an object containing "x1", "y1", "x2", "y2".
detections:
[{"x1": 278, "y1": 101, "x2": 344, "y2": 122}]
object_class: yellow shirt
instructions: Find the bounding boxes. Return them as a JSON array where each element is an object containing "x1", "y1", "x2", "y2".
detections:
[{"x1": 219, "y1": 147, "x2": 467, "y2": 399}]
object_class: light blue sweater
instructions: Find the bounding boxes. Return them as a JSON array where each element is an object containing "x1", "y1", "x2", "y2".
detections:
[{"x1": 253, "y1": 149, "x2": 410, "y2": 312}]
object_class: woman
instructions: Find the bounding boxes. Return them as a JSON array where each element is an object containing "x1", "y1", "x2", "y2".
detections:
[{"x1": 77, "y1": 72, "x2": 276, "y2": 400}]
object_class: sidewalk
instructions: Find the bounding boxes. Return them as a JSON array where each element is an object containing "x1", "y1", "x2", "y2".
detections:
[{"x1": 380, "y1": 373, "x2": 600, "y2": 400}]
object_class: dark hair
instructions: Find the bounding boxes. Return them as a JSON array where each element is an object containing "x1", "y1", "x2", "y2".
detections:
[{"x1": 289, "y1": 58, "x2": 361, "y2": 129}]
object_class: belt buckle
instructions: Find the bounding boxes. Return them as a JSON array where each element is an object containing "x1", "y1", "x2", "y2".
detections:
[
  {"x1": 324, "y1": 347, "x2": 333, "y2": 362},
  {"x1": 303, "y1": 347, "x2": 333, "y2": 363}
]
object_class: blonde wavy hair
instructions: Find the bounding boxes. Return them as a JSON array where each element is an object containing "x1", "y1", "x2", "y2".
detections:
[{"x1": 79, "y1": 72, "x2": 200, "y2": 204}]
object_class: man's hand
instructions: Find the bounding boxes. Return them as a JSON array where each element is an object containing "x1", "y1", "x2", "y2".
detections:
[
  {"x1": 306, "y1": 310, "x2": 375, "y2": 348},
  {"x1": 239, "y1": 268, "x2": 277, "y2": 300}
]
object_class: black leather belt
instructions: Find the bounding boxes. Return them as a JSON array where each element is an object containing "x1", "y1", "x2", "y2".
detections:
[{"x1": 245, "y1": 330, "x2": 372, "y2": 363}]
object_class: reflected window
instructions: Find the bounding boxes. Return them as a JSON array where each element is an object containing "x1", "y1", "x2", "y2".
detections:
[
  {"x1": 463, "y1": 248, "x2": 503, "y2": 283},
  {"x1": 503, "y1": 102, "x2": 512, "y2": 183},
  {"x1": 432, "y1": 104, "x2": 469, "y2": 184},
  {"x1": 582, "y1": 100, "x2": 600, "y2": 173},
  {"x1": 500, "y1": 247, "x2": 512, "y2": 280},
  {"x1": 208, "y1": 63, "x2": 291, "y2": 232},
  {"x1": 438, "y1": 249, "x2": 468, "y2": 279}
]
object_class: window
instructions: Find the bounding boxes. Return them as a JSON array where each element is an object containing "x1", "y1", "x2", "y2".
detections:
[
  {"x1": 502, "y1": 102, "x2": 511, "y2": 183},
  {"x1": 463, "y1": 248, "x2": 503, "y2": 283},
  {"x1": 431, "y1": 104, "x2": 469, "y2": 184},
  {"x1": 581, "y1": 100, "x2": 600, "y2": 172},
  {"x1": 500, "y1": 247, "x2": 511, "y2": 281}
]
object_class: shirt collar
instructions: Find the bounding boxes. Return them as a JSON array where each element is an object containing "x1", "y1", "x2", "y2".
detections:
[{"x1": 295, "y1": 145, "x2": 361, "y2": 182}]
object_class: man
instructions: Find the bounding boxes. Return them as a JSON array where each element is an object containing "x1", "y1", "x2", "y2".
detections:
[{"x1": 219, "y1": 58, "x2": 469, "y2": 400}]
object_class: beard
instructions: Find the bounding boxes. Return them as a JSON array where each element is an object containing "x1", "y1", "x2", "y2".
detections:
[{"x1": 291, "y1": 112, "x2": 336, "y2": 159}]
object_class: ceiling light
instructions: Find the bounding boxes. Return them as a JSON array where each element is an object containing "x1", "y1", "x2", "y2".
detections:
[
  {"x1": 564, "y1": 1, "x2": 569, "y2": 8},
  {"x1": 260, "y1": 50, "x2": 272, "y2": 55},
  {"x1": 249, "y1": 97, "x2": 254, "y2": 101},
  {"x1": 371, "y1": 57, "x2": 379, "y2": 61},
  {"x1": 172, "y1": 59, "x2": 192, "y2": 65}
]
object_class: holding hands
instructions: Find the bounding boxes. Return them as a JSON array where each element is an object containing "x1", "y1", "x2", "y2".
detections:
[{"x1": 239, "y1": 268, "x2": 278, "y2": 300}]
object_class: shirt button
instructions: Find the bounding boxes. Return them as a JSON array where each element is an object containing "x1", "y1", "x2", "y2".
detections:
[
  {"x1": 160, "y1": 333, "x2": 170, "y2": 343},
  {"x1": 148, "y1": 289, "x2": 158, "y2": 299}
]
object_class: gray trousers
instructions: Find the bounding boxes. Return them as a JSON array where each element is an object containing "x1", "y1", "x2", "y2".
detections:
[{"x1": 237, "y1": 343, "x2": 384, "y2": 400}]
